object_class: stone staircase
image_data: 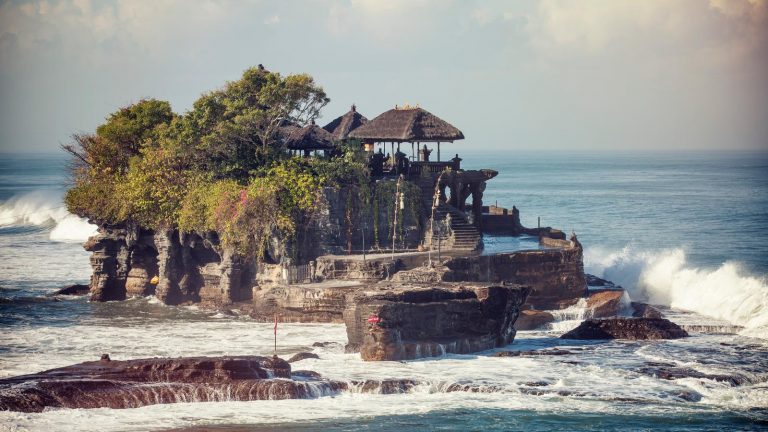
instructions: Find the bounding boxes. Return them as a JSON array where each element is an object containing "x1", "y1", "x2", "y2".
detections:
[{"x1": 417, "y1": 176, "x2": 482, "y2": 252}]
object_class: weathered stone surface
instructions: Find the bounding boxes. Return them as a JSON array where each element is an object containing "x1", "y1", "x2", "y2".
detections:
[
  {"x1": 441, "y1": 239, "x2": 586, "y2": 309},
  {"x1": 586, "y1": 290, "x2": 625, "y2": 318},
  {"x1": 50, "y1": 284, "x2": 90, "y2": 296},
  {"x1": 514, "y1": 309, "x2": 555, "y2": 330},
  {"x1": 343, "y1": 284, "x2": 530, "y2": 361},
  {"x1": 246, "y1": 283, "x2": 360, "y2": 323},
  {"x1": 287, "y1": 352, "x2": 320, "y2": 363},
  {"x1": 561, "y1": 318, "x2": 688, "y2": 340},
  {"x1": 0, "y1": 355, "x2": 346, "y2": 413},
  {"x1": 631, "y1": 302, "x2": 663, "y2": 319},
  {"x1": 585, "y1": 274, "x2": 622, "y2": 289},
  {"x1": 636, "y1": 362, "x2": 748, "y2": 386},
  {"x1": 494, "y1": 348, "x2": 574, "y2": 357},
  {"x1": 84, "y1": 225, "x2": 134, "y2": 301}
]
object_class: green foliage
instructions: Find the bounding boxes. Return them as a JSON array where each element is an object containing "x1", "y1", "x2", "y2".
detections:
[
  {"x1": 63, "y1": 65, "x2": 371, "y2": 261},
  {"x1": 117, "y1": 147, "x2": 197, "y2": 228}
]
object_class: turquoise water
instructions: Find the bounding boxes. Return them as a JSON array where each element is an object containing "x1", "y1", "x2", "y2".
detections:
[{"x1": 0, "y1": 151, "x2": 767, "y2": 431}]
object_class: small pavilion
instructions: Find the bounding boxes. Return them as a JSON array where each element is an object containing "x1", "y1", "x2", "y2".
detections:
[
  {"x1": 323, "y1": 104, "x2": 368, "y2": 141},
  {"x1": 348, "y1": 105, "x2": 464, "y2": 164},
  {"x1": 284, "y1": 120, "x2": 338, "y2": 157}
]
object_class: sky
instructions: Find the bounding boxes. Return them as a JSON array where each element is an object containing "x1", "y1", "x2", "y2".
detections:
[{"x1": 0, "y1": 0, "x2": 766, "y2": 153}]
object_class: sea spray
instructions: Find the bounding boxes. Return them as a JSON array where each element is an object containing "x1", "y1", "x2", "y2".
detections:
[
  {"x1": 0, "y1": 190, "x2": 96, "y2": 242},
  {"x1": 585, "y1": 245, "x2": 768, "y2": 338}
]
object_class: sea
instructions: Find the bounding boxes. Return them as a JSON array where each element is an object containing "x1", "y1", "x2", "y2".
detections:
[{"x1": 0, "y1": 150, "x2": 766, "y2": 431}]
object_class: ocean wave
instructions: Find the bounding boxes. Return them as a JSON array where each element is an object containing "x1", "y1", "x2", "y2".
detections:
[
  {"x1": 584, "y1": 245, "x2": 768, "y2": 339},
  {"x1": 0, "y1": 190, "x2": 96, "y2": 243}
]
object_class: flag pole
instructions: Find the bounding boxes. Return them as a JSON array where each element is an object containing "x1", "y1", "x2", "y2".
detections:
[{"x1": 273, "y1": 314, "x2": 278, "y2": 355}]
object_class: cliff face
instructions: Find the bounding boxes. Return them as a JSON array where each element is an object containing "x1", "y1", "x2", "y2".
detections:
[
  {"x1": 343, "y1": 284, "x2": 530, "y2": 361},
  {"x1": 83, "y1": 183, "x2": 424, "y2": 306},
  {"x1": 441, "y1": 239, "x2": 587, "y2": 309},
  {"x1": 84, "y1": 225, "x2": 252, "y2": 306}
]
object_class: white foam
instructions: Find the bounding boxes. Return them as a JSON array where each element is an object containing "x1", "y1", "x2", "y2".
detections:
[
  {"x1": 0, "y1": 190, "x2": 96, "y2": 242},
  {"x1": 585, "y1": 245, "x2": 768, "y2": 339}
]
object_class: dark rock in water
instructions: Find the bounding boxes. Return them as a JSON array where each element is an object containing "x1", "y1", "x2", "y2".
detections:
[
  {"x1": 585, "y1": 274, "x2": 622, "y2": 289},
  {"x1": 494, "y1": 348, "x2": 573, "y2": 357},
  {"x1": 287, "y1": 352, "x2": 320, "y2": 363},
  {"x1": 586, "y1": 290, "x2": 625, "y2": 318},
  {"x1": 514, "y1": 310, "x2": 555, "y2": 330},
  {"x1": 636, "y1": 364, "x2": 748, "y2": 386},
  {"x1": 312, "y1": 342, "x2": 340, "y2": 348},
  {"x1": 0, "y1": 355, "x2": 342, "y2": 412},
  {"x1": 351, "y1": 379, "x2": 421, "y2": 394},
  {"x1": 631, "y1": 302, "x2": 663, "y2": 319},
  {"x1": 343, "y1": 283, "x2": 530, "y2": 361},
  {"x1": 292, "y1": 370, "x2": 323, "y2": 379},
  {"x1": 561, "y1": 318, "x2": 688, "y2": 340},
  {"x1": 51, "y1": 284, "x2": 90, "y2": 296}
]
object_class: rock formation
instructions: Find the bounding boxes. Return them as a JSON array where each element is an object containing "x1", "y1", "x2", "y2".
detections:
[
  {"x1": 343, "y1": 283, "x2": 530, "y2": 361},
  {"x1": 514, "y1": 310, "x2": 556, "y2": 330},
  {"x1": 440, "y1": 237, "x2": 586, "y2": 309},
  {"x1": 0, "y1": 355, "x2": 345, "y2": 413},
  {"x1": 561, "y1": 318, "x2": 689, "y2": 340}
]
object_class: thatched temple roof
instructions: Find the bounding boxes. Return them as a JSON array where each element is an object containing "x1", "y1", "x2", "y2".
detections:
[
  {"x1": 323, "y1": 104, "x2": 368, "y2": 140},
  {"x1": 284, "y1": 121, "x2": 336, "y2": 150},
  {"x1": 348, "y1": 106, "x2": 464, "y2": 142}
]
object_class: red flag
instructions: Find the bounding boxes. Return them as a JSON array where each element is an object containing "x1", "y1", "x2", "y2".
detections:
[{"x1": 367, "y1": 314, "x2": 381, "y2": 324}]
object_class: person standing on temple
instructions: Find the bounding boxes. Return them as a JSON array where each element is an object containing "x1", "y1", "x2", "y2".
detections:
[{"x1": 420, "y1": 144, "x2": 432, "y2": 162}]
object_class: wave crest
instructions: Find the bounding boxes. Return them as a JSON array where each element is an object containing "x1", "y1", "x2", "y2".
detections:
[
  {"x1": 584, "y1": 245, "x2": 768, "y2": 338},
  {"x1": 0, "y1": 190, "x2": 96, "y2": 243}
]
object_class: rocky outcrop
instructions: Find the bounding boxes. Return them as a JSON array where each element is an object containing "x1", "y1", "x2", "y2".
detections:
[
  {"x1": 0, "y1": 355, "x2": 344, "y2": 413},
  {"x1": 83, "y1": 225, "x2": 258, "y2": 306},
  {"x1": 631, "y1": 302, "x2": 663, "y2": 319},
  {"x1": 586, "y1": 290, "x2": 625, "y2": 318},
  {"x1": 245, "y1": 283, "x2": 360, "y2": 323},
  {"x1": 50, "y1": 284, "x2": 90, "y2": 296},
  {"x1": 343, "y1": 284, "x2": 530, "y2": 361},
  {"x1": 514, "y1": 309, "x2": 555, "y2": 330},
  {"x1": 441, "y1": 238, "x2": 586, "y2": 309},
  {"x1": 561, "y1": 318, "x2": 689, "y2": 340}
]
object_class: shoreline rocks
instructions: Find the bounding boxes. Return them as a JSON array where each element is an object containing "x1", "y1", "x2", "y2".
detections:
[
  {"x1": 50, "y1": 284, "x2": 90, "y2": 296},
  {"x1": 0, "y1": 355, "x2": 337, "y2": 413},
  {"x1": 344, "y1": 284, "x2": 530, "y2": 361},
  {"x1": 561, "y1": 318, "x2": 689, "y2": 340}
]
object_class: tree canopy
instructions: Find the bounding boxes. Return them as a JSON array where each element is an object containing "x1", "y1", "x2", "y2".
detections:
[{"x1": 64, "y1": 65, "x2": 365, "y2": 258}]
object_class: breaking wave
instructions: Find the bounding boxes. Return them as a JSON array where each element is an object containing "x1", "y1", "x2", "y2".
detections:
[
  {"x1": 584, "y1": 245, "x2": 768, "y2": 339},
  {"x1": 0, "y1": 190, "x2": 96, "y2": 242}
]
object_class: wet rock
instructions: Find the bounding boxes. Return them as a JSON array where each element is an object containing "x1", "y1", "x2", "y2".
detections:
[
  {"x1": 312, "y1": 342, "x2": 340, "y2": 348},
  {"x1": 631, "y1": 302, "x2": 663, "y2": 319},
  {"x1": 287, "y1": 352, "x2": 320, "y2": 363},
  {"x1": 561, "y1": 318, "x2": 688, "y2": 340},
  {"x1": 494, "y1": 348, "x2": 573, "y2": 357},
  {"x1": 441, "y1": 242, "x2": 586, "y2": 310},
  {"x1": 637, "y1": 365, "x2": 747, "y2": 386},
  {"x1": 585, "y1": 274, "x2": 621, "y2": 289},
  {"x1": 50, "y1": 284, "x2": 90, "y2": 296},
  {"x1": 292, "y1": 370, "x2": 323, "y2": 379},
  {"x1": 0, "y1": 355, "x2": 337, "y2": 412},
  {"x1": 350, "y1": 379, "x2": 421, "y2": 394},
  {"x1": 514, "y1": 310, "x2": 555, "y2": 330},
  {"x1": 344, "y1": 284, "x2": 530, "y2": 361},
  {"x1": 586, "y1": 290, "x2": 624, "y2": 318}
]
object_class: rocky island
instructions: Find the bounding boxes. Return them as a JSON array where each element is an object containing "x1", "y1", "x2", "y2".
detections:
[{"x1": 0, "y1": 65, "x2": 664, "y2": 413}]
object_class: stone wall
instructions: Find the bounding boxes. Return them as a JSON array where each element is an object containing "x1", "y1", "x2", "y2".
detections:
[{"x1": 441, "y1": 238, "x2": 587, "y2": 309}]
